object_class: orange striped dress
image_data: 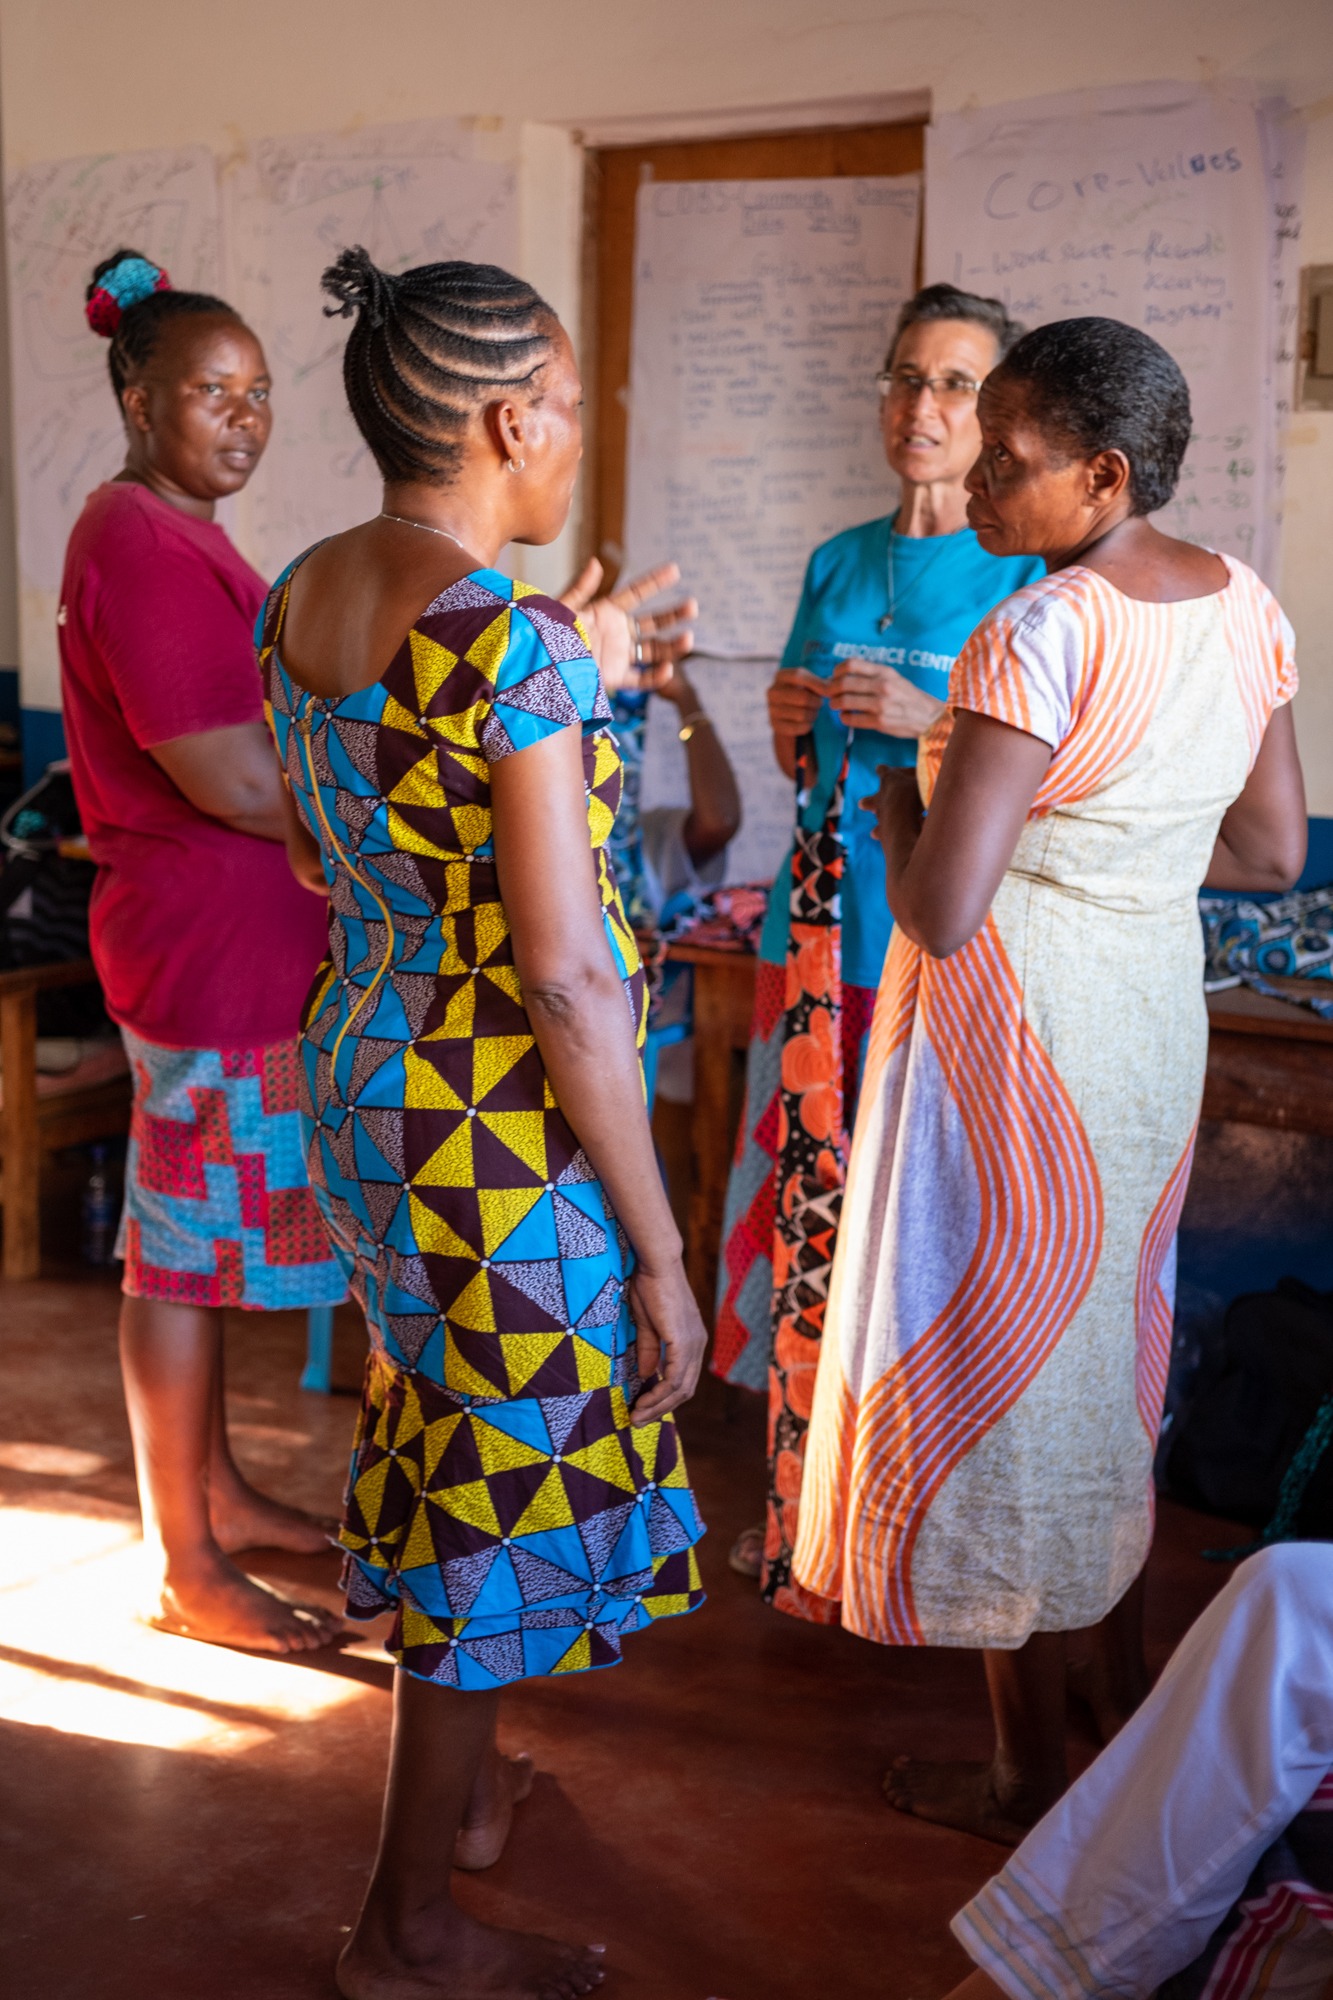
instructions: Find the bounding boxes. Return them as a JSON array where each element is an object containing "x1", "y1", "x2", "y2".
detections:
[{"x1": 791, "y1": 557, "x2": 1298, "y2": 1648}]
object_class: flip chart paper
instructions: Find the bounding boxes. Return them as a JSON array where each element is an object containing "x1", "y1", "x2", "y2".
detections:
[
  {"x1": 624, "y1": 174, "x2": 921, "y2": 660},
  {"x1": 225, "y1": 123, "x2": 516, "y2": 586},
  {"x1": 925, "y1": 84, "x2": 1287, "y2": 580},
  {"x1": 5, "y1": 146, "x2": 220, "y2": 705}
]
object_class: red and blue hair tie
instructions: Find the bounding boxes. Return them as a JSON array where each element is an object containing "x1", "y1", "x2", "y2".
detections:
[{"x1": 85, "y1": 255, "x2": 171, "y2": 337}]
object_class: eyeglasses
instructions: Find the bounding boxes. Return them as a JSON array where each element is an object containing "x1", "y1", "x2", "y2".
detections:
[{"x1": 876, "y1": 368, "x2": 983, "y2": 405}]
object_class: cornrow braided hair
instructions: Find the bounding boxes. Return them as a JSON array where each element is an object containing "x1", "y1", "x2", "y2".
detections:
[
  {"x1": 322, "y1": 247, "x2": 558, "y2": 486},
  {"x1": 85, "y1": 247, "x2": 239, "y2": 400}
]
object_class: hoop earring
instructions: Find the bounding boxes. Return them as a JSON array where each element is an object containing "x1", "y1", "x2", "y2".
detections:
[{"x1": 507, "y1": 457, "x2": 525, "y2": 474}]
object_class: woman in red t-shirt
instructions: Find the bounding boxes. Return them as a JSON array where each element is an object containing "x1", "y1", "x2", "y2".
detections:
[{"x1": 59, "y1": 250, "x2": 345, "y2": 1654}]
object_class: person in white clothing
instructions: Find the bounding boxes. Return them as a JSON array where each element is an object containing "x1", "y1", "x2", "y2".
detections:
[{"x1": 943, "y1": 1542, "x2": 1333, "y2": 2000}]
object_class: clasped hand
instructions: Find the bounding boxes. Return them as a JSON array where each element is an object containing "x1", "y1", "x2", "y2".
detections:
[{"x1": 768, "y1": 659, "x2": 945, "y2": 739}]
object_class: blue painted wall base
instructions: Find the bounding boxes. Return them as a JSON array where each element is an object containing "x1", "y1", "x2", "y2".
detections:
[{"x1": 21, "y1": 706, "x2": 68, "y2": 786}]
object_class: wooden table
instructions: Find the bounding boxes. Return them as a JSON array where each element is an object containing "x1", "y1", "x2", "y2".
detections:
[
  {"x1": 671, "y1": 943, "x2": 1333, "y2": 1321},
  {"x1": 665, "y1": 942, "x2": 761, "y2": 1310},
  {"x1": 0, "y1": 958, "x2": 132, "y2": 1279},
  {"x1": 1202, "y1": 984, "x2": 1333, "y2": 1135}
]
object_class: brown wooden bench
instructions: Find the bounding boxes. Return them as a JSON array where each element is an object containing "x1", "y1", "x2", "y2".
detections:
[{"x1": 0, "y1": 959, "x2": 132, "y2": 1279}]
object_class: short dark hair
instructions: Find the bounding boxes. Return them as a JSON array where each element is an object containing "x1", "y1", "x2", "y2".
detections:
[
  {"x1": 86, "y1": 247, "x2": 238, "y2": 401},
  {"x1": 992, "y1": 316, "x2": 1192, "y2": 515},
  {"x1": 322, "y1": 247, "x2": 559, "y2": 487},
  {"x1": 886, "y1": 282, "x2": 1025, "y2": 370}
]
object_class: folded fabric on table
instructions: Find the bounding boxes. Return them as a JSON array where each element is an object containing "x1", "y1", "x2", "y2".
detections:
[{"x1": 1200, "y1": 885, "x2": 1333, "y2": 1018}]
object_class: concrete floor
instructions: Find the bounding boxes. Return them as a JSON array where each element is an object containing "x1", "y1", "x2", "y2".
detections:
[{"x1": 0, "y1": 1260, "x2": 1248, "y2": 2000}]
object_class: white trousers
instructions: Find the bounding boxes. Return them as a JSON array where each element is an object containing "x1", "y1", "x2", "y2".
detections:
[{"x1": 953, "y1": 1543, "x2": 1333, "y2": 1999}]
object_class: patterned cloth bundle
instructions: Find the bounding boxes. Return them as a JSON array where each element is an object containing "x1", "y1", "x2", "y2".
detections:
[{"x1": 1200, "y1": 886, "x2": 1333, "y2": 1019}]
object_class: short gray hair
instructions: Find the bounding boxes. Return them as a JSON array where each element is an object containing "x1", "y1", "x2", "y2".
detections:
[{"x1": 886, "y1": 283, "x2": 1025, "y2": 370}]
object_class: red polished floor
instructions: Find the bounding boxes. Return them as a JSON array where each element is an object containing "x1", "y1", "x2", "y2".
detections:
[{"x1": 0, "y1": 1269, "x2": 1240, "y2": 2000}]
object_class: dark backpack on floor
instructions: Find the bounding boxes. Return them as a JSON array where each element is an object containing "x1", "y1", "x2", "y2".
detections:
[{"x1": 1162, "y1": 1278, "x2": 1333, "y2": 1536}]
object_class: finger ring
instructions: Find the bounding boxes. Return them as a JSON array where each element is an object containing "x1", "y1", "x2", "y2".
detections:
[{"x1": 634, "y1": 640, "x2": 645, "y2": 666}]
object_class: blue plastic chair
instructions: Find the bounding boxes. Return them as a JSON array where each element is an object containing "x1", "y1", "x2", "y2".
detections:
[
  {"x1": 642, "y1": 1018, "x2": 690, "y2": 1116},
  {"x1": 301, "y1": 1305, "x2": 334, "y2": 1393}
]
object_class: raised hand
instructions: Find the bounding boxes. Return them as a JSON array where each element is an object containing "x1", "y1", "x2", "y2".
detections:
[{"x1": 561, "y1": 557, "x2": 697, "y2": 698}]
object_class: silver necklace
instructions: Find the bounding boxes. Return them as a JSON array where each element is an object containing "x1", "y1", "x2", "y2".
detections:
[
  {"x1": 379, "y1": 511, "x2": 466, "y2": 548},
  {"x1": 879, "y1": 524, "x2": 957, "y2": 632}
]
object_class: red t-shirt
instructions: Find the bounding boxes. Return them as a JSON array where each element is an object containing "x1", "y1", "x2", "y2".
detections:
[{"x1": 59, "y1": 482, "x2": 328, "y2": 1050}]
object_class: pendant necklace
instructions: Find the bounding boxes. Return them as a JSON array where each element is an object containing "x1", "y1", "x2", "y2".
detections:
[
  {"x1": 879, "y1": 524, "x2": 956, "y2": 632},
  {"x1": 380, "y1": 511, "x2": 466, "y2": 549}
]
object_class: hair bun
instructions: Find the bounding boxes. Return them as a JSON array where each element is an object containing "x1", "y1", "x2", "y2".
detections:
[
  {"x1": 321, "y1": 245, "x2": 391, "y2": 327},
  {"x1": 85, "y1": 249, "x2": 171, "y2": 338}
]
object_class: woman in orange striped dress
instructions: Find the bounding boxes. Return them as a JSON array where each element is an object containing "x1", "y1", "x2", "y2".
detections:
[{"x1": 792, "y1": 318, "x2": 1309, "y2": 1844}]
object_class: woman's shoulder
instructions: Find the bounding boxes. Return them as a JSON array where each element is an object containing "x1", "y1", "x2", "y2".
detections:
[
  {"x1": 967, "y1": 567, "x2": 1094, "y2": 648},
  {"x1": 67, "y1": 481, "x2": 172, "y2": 567},
  {"x1": 71, "y1": 481, "x2": 264, "y2": 609},
  {"x1": 804, "y1": 515, "x2": 889, "y2": 582},
  {"x1": 1215, "y1": 552, "x2": 1292, "y2": 633},
  {"x1": 1213, "y1": 554, "x2": 1297, "y2": 703},
  {"x1": 412, "y1": 570, "x2": 589, "y2": 656},
  {"x1": 414, "y1": 571, "x2": 610, "y2": 742}
]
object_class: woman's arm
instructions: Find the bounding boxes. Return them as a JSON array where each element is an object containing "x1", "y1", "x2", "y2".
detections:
[
  {"x1": 491, "y1": 724, "x2": 707, "y2": 1424},
  {"x1": 867, "y1": 710, "x2": 1053, "y2": 958},
  {"x1": 1204, "y1": 703, "x2": 1307, "y2": 891},
  {"x1": 657, "y1": 670, "x2": 741, "y2": 866},
  {"x1": 150, "y1": 720, "x2": 291, "y2": 841}
]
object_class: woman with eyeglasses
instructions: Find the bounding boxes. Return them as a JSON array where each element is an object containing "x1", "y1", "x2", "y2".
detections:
[{"x1": 714, "y1": 284, "x2": 1044, "y2": 1612}]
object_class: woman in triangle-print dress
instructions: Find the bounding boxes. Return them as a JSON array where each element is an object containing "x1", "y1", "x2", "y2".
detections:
[
  {"x1": 263, "y1": 563, "x2": 706, "y2": 1691},
  {"x1": 267, "y1": 245, "x2": 711, "y2": 1997}
]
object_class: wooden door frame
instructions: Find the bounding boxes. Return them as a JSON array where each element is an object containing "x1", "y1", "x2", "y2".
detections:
[{"x1": 580, "y1": 118, "x2": 926, "y2": 584}]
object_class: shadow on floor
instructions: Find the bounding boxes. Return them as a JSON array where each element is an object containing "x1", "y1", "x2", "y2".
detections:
[{"x1": 0, "y1": 1268, "x2": 1250, "y2": 2000}]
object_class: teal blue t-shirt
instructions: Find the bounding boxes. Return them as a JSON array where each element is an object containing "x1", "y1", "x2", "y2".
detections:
[{"x1": 757, "y1": 516, "x2": 1045, "y2": 989}]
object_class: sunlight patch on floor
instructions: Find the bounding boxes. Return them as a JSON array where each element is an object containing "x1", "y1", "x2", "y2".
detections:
[
  {"x1": 0, "y1": 1652, "x2": 275, "y2": 1754},
  {"x1": 0, "y1": 1498, "x2": 379, "y2": 1755},
  {"x1": 0, "y1": 1442, "x2": 112, "y2": 1477}
]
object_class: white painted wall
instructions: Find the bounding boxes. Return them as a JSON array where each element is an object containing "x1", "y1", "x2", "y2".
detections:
[{"x1": 2, "y1": 0, "x2": 1330, "y2": 800}]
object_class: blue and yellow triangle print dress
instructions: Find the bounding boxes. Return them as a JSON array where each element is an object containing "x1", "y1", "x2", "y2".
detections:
[{"x1": 260, "y1": 563, "x2": 705, "y2": 1688}]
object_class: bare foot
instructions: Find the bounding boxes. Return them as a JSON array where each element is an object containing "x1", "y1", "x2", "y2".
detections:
[
  {"x1": 336, "y1": 1899, "x2": 606, "y2": 2000},
  {"x1": 454, "y1": 1748, "x2": 536, "y2": 1871},
  {"x1": 882, "y1": 1756, "x2": 1057, "y2": 1847},
  {"x1": 1066, "y1": 1653, "x2": 1150, "y2": 1747},
  {"x1": 148, "y1": 1549, "x2": 342, "y2": 1655},
  {"x1": 210, "y1": 1474, "x2": 338, "y2": 1556},
  {"x1": 727, "y1": 1525, "x2": 764, "y2": 1580}
]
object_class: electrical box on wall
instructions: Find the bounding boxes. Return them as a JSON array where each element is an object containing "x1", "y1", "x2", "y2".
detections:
[{"x1": 1298, "y1": 265, "x2": 1333, "y2": 411}]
